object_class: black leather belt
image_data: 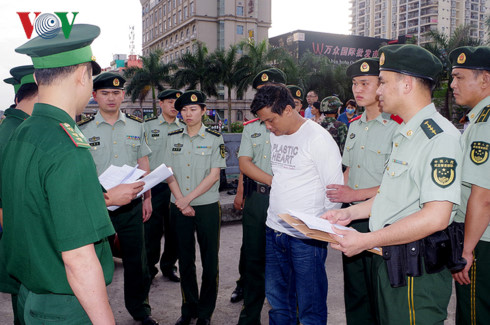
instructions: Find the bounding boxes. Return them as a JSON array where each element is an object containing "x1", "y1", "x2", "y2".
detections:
[{"x1": 256, "y1": 183, "x2": 271, "y2": 195}]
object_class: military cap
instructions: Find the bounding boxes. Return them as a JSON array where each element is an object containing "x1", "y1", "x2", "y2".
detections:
[
  {"x1": 321, "y1": 96, "x2": 343, "y2": 114},
  {"x1": 252, "y1": 68, "x2": 286, "y2": 89},
  {"x1": 378, "y1": 44, "x2": 443, "y2": 82},
  {"x1": 174, "y1": 90, "x2": 206, "y2": 111},
  {"x1": 158, "y1": 89, "x2": 183, "y2": 100},
  {"x1": 93, "y1": 72, "x2": 126, "y2": 90},
  {"x1": 3, "y1": 77, "x2": 21, "y2": 94},
  {"x1": 287, "y1": 85, "x2": 304, "y2": 100},
  {"x1": 449, "y1": 46, "x2": 490, "y2": 71},
  {"x1": 10, "y1": 65, "x2": 35, "y2": 87},
  {"x1": 346, "y1": 58, "x2": 380, "y2": 78},
  {"x1": 15, "y1": 24, "x2": 101, "y2": 75}
]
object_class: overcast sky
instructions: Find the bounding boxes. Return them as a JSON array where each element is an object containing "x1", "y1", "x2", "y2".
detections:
[{"x1": 0, "y1": 0, "x2": 350, "y2": 109}]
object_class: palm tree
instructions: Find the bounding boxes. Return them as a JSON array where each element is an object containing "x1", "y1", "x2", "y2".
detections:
[
  {"x1": 172, "y1": 41, "x2": 219, "y2": 97},
  {"x1": 124, "y1": 49, "x2": 176, "y2": 116},
  {"x1": 424, "y1": 25, "x2": 483, "y2": 120},
  {"x1": 209, "y1": 45, "x2": 248, "y2": 132},
  {"x1": 236, "y1": 39, "x2": 287, "y2": 95}
]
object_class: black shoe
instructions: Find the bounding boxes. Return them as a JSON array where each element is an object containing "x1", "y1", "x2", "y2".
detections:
[
  {"x1": 162, "y1": 268, "x2": 180, "y2": 282},
  {"x1": 196, "y1": 319, "x2": 211, "y2": 325},
  {"x1": 175, "y1": 315, "x2": 192, "y2": 325},
  {"x1": 230, "y1": 285, "x2": 244, "y2": 303},
  {"x1": 142, "y1": 315, "x2": 159, "y2": 325}
]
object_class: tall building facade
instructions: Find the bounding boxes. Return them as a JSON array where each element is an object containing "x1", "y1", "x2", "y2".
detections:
[
  {"x1": 140, "y1": 0, "x2": 271, "y2": 62},
  {"x1": 350, "y1": 0, "x2": 489, "y2": 44}
]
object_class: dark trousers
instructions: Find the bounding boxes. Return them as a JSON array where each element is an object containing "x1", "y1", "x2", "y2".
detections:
[
  {"x1": 456, "y1": 240, "x2": 490, "y2": 325},
  {"x1": 110, "y1": 200, "x2": 151, "y2": 320},
  {"x1": 144, "y1": 183, "x2": 178, "y2": 278},
  {"x1": 172, "y1": 202, "x2": 221, "y2": 320},
  {"x1": 371, "y1": 254, "x2": 451, "y2": 325},
  {"x1": 342, "y1": 219, "x2": 377, "y2": 325},
  {"x1": 238, "y1": 191, "x2": 269, "y2": 325}
]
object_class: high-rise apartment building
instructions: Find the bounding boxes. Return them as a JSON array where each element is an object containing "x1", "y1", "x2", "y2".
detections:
[
  {"x1": 140, "y1": 0, "x2": 271, "y2": 62},
  {"x1": 350, "y1": 0, "x2": 489, "y2": 44}
]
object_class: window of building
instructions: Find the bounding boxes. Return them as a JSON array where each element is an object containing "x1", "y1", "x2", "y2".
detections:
[
  {"x1": 190, "y1": 2, "x2": 195, "y2": 15},
  {"x1": 237, "y1": 6, "x2": 244, "y2": 16},
  {"x1": 218, "y1": 21, "x2": 225, "y2": 49},
  {"x1": 173, "y1": 14, "x2": 176, "y2": 25},
  {"x1": 237, "y1": 25, "x2": 244, "y2": 35},
  {"x1": 184, "y1": 6, "x2": 188, "y2": 19},
  {"x1": 186, "y1": 28, "x2": 189, "y2": 36},
  {"x1": 178, "y1": 10, "x2": 181, "y2": 23}
]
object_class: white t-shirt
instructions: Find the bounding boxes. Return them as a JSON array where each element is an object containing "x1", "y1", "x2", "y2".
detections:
[{"x1": 267, "y1": 119, "x2": 343, "y2": 238}]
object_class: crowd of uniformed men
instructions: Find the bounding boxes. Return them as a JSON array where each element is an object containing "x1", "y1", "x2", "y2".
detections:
[{"x1": 0, "y1": 22, "x2": 488, "y2": 325}]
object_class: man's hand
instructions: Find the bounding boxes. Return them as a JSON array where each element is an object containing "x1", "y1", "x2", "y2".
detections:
[
  {"x1": 104, "y1": 182, "x2": 144, "y2": 206},
  {"x1": 142, "y1": 196, "x2": 152, "y2": 222},
  {"x1": 330, "y1": 227, "x2": 371, "y2": 257},
  {"x1": 234, "y1": 192, "x2": 245, "y2": 211},
  {"x1": 326, "y1": 184, "x2": 356, "y2": 203},
  {"x1": 321, "y1": 208, "x2": 352, "y2": 226},
  {"x1": 182, "y1": 206, "x2": 195, "y2": 217},
  {"x1": 452, "y1": 250, "x2": 473, "y2": 285},
  {"x1": 175, "y1": 196, "x2": 191, "y2": 211}
]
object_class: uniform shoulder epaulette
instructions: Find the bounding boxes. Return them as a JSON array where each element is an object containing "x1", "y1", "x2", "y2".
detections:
[
  {"x1": 60, "y1": 123, "x2": 90, "y2": 148},
  {"x1": 77, "y1": 115, "x2": 94, "y2": 126},
  {"x1": 126, "y1": 113, "x2": 143, "y2": 123},
  {"x1": 144, "y1": 115, "x2": 158, "y2": 122},
  {"x1": 476, "y1": 105, "x2": 490, "y2": 123},
  {"x1": 350, "y1": 115, "x2": 362, "y2": 123},
  {"x1": 168, "y1": 128, "x2": 184, "y2": 136},
  {"x1": 421, "y1": 118, "x2": 443, "y2": 139},
  {"x1": 205, "y1": 128, "x2": 222, "y2": 137},
  {"x1": 390, "y1": 114, "x2": 403, "y2": 124},
  {"x1": 243, "y1": 118, "x2": 259, "y2": 126}
]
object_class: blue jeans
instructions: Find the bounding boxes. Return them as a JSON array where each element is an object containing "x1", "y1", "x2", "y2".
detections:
[{"x1": 265, "y1": 226, "x2": 328, "y2": 325}]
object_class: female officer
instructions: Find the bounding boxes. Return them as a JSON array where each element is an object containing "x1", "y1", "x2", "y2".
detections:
[{"x1": 164, "y1": 90, "x2": 226, "y2": 325}]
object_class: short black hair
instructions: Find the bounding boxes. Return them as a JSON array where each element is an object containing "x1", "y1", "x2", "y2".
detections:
[
  {"x1": 250, "y1": 84, "x2": 295, "y2": 115},
  {"x1": 15, "y1": 83, "x2": 38, "y2": 103},
  {"x1": 35, "y1": 62, "x2": 91, "y2": 86},
  {"x1": 313, "y1": 101, "x2": 321, "y2": 110}
]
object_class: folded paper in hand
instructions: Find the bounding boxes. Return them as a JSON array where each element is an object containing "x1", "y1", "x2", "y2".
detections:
[{"x1": 99, "y1": 163, "x2": 173, "y2": 211}]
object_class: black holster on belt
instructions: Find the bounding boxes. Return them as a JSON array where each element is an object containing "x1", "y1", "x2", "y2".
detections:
[
  {"x1": 406, "y1": 240, "x2": 423, "y2": 277},
  {"x1": 445, "y1": 222, "x2": 467, "y2": 272},
  {"x1": 243, "y1": 175, "x2": 255, "y2": 198},
  {"x1": 382, "y1": 244, "x2": 407, "y2": 288},
  {"x1": 423, "y1": 230, "x2": 450, "y2": 274}
]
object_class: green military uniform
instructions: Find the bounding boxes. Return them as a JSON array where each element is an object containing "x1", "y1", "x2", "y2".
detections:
[
  {"x1": 144, "y1": 108, "x2": 184, "y2": 279},
  {"x1": 368, "y1": 45, "x2": 462, "y2": 325},
  {"x1": 166, "y1": 123, "x2": 226, "y2": 320},
  {"x1": 3, "y1": 25, "x2": 107, "y2": 323},
  {"x1": 341, "y1": 111, "x2": 399, "y2": 324},
  {"x1": 237, "y1": 119, "x2": 272, "y2": 325},
  {"x1": 0, "y1": 65, "x2": 36, "y2": 325},
  {"x1": 370, "y1": 104, "x2": 461, "y2": 324},
  {"x1": 454, "y1": 97, "x2": 490, "y2": 324},
  {"x1": 165, "y1": 91, "x2": 226, "y2": 321},
  {"x1": 1, "y1": 103, "x2": 114, "y2": 323},
  {"x1": 78, "y1": 105, "x2": 153, "y2": 319}
]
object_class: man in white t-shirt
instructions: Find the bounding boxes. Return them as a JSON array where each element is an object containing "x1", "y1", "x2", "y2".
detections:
[{"x1": 250, "y1": 84, "x2": 343, "y2": 324}]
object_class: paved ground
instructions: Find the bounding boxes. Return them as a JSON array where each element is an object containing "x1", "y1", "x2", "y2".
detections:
[{"x1": 0, "y1": 191, "x2": 457, "y2": 324}]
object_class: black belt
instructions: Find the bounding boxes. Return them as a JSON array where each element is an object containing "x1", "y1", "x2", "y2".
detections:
[{"x1": 255, "y1": 183, "x2": 271, "y2": 195}]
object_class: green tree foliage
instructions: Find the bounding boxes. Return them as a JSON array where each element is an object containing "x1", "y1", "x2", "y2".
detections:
[
  {"x1": 424, "y1": 25, "x2": 483, "y2": 120},
  {"x1": 172, "y1": 41, "x2": 218, "y2": 97},
  {"x1": 124, "y1": 49, "x2": 176, "y2": 116}
]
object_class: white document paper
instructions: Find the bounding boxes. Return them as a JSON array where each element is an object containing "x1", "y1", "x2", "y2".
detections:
[
  {"x1": 99, "y1": 163, "x2": 173, "y2": 211},
  {"x1": 288, "y1": 210, "x2": 353, "y2": 237},
  {"x1": 136, "y1": 163, "x2": 174, "y2": 197}
]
